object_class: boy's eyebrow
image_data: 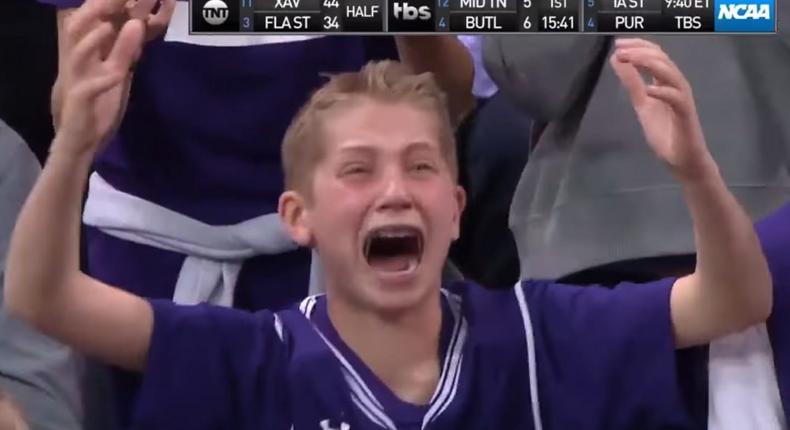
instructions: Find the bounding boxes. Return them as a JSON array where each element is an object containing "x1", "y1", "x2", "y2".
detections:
[
  {"x1": 336, "y1": 141, "x2": 439, "y2": 156},
  {"x1": 404, "y1": 141, "x2": 438, "y2": 153},
  {"x1": 337, "y1": 144, "x2": 376, "y2": 156}
]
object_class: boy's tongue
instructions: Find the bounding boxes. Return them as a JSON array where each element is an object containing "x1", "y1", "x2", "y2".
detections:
[{"x1": 369, "y1": 255, "x2": 413, "y2": 272}]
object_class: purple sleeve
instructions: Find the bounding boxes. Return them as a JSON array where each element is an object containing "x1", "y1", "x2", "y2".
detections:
[
  {"x1": 758, "y1": 201, "x2": 790, "y2": 316},
  {"x1": 758, "y1": 202, "x2": 790, "y2": 417},
  {"x1": 132, "y1": 300, "x2": 291, "y2": 430},
  {"x1": 38, "y1": 0, "x2": 83, "y2": 8},
  {"x1": 521, "y1": 278, "x2": 702, "y2": 429}
]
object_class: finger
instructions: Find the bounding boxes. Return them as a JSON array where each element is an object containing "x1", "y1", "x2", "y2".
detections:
[
  {"x1": 615, "y1": 37, "x2": 663, "y2": 52},
  {"x1": 70, "y1": 70, "x2": 126, "y2": 104},
  {"x1": 147, "y1": 0, "x2": 176, "y2": 39},
  {"x1": 127, "y1": 0, "x2": 157, "y2": 20},
  {"x1": 646, "y1": 85, "x2": 690, "y2": 115},
  {"x1": 99, "y1": 0, "x2": 135, "y2": 16},
  {"x1": 68, "y1": 21, "x2": 117, "y2": 76},
  {"x1": 63, "y1": 0, "x2": 106, "y2": 49},
  {"x1": 610, "y1": 52, "x2": 647, "y2": 106},
  {"x1": 615, "y1": 47, "x2": 672, "y2": 86},
  {"x1": 621, "y1": 54, "x2": 687, "y2": 93},
  {"x1": 615, "y1": 46, "x2": 670, "y2": 65},
  {"x1": 104, "y1": 19, "x2": 146, "y2": 74}
]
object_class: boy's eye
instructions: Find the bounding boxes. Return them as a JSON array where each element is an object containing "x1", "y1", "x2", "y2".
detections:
[
  {"x1": 342, "y1": 164, "x2": 370, "y2": 176},
  {"x1": 411, "y1": 162, "x2": 436, "y2": 172}
]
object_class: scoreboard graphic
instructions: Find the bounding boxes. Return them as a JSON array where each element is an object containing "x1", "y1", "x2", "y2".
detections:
[{"x1": 191, "y1": 0, "x2": 777, "y2": 33}]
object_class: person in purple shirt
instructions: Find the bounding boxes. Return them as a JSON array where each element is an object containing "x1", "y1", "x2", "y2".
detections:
[
  {"x1": 36, "y1": 0, "x2": 473, "y2": 426},
  {"x1": 43, "y1": 0, "x2": 474, "y2": 313},
  {"x1": 4, "y1": 7, "x2": 779, "y2": 430}
]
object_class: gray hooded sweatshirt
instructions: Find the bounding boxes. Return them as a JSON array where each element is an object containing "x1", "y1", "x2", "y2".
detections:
[
  {"x1": 0, "y1": 119, "x2": 84, "y2": 430},
  {"x1": 483, "y1": 22, "x2": 790, "y2": 279}
]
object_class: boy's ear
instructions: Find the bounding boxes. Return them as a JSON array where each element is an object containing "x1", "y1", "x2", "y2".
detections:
[
  {"x1": 279, "y1": 191, "x2": 314, "y2": 247},
  {"x1": 451, "y1": 185, "x2": 466, "y2": 241}
]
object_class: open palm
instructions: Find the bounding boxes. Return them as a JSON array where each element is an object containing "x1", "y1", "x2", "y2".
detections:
[
  {"x1": 611, "y1": 38, "x2": 710, "y2": 178},
  {"x1": 52, "y1": 0, "x2": 175, "y2": 137},
  {"x1": 56, "y1": 3, "x2": 145, "y2": 155}
]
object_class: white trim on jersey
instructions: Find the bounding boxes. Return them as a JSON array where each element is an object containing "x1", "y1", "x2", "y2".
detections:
[
  {"x1": 428, "y1": 290, "x2": 463, "y2": 406},
  {"x1": 314, "y1": 328, "x2": 388, "y2": 411},
  {"x1": 164, "y1": 1, "x2": 326, "y2": 47},
  {"x1": 301, "y1": 289, "x2": 468, "y2": 429},
  {"x1": 299, "y1": 295, "x2": 320, "y2": 316},
  {"x1": 426, "y1": 355, "x2": 465, "y2": 425},
  {"x1": 273, "y1": 313, "x2": 285, "y2": 342},
  {"x1": 514, "y1": 282, "x2": 545, "y2": 430},
  {"x1": 312, "y1": 325, "x2": 395, "y2": 429},
  {"x1": 351, "y1": 392, "x2": 391, "y2": 429},
  {"x1": 421, "y1": 290, "x2": 467, "y2": 428}
]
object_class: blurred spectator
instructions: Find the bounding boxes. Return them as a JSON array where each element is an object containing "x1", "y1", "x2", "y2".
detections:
[
  {"x1": 484, "y1": 33, "x2": 790, "y2": 426},
  {"x1": 483, "y1": 31, "x2": 790, "y2": 286},
  {"x1": 0, "y1": 0, "x2": 57, "y2": 163},
  {"x1": 451, "y1": 36, "x2": 531, "y2": 288},
  {"x1": 0, "y1": 119, "x2": 82, "y2": 430}
]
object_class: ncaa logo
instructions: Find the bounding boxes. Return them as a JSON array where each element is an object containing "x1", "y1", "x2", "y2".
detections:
[
  {"x1": 714, "y1": 0, "x2": 775, "y2": 32},
  {"x1": 202, "y1": 0, "x2": 229, "y2": 25}
]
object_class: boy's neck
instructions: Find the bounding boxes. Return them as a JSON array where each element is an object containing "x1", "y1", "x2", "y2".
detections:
[{"x1": 327, "y1": 289, "x2": 443, "y2": 406}]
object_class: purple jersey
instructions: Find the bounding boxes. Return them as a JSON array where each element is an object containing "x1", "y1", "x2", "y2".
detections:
[
  {"x1": 760, "y1": 202, "x2": 790, "y2": 416},
  {"x1": 40, "y1": 2, "x2": 399, "y2": 425},
  {"x1": 132, "y1": 279, "x2": 698, "y2": 429}
]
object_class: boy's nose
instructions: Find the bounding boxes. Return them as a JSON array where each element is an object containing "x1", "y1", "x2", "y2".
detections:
[{"x1": 377, "y1": 174, "x2": 414, "y2": 211}]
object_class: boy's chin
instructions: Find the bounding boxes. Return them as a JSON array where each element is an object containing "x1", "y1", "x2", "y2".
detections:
[{"x1": 362, "y1": 279, "x2": 438, "y2": 316}]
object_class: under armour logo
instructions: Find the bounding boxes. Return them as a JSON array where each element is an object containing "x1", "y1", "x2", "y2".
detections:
[{"x1": 320, "y1": 419, "x2": 350, "y2": 430}]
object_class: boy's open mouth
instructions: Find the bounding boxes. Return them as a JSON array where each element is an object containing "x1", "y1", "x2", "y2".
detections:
[{"x1": 364, "y1": 226, "x2": 423, "y2": 273}]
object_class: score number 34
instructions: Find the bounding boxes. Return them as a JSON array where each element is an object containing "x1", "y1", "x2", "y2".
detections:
[{"x1": 323, "y1": 0, "x2": 340, "y2": 29}]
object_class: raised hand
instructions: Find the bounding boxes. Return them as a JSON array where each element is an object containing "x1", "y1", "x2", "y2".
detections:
[
  {"x1": 51, "y1": 0, "x2": 175, "y2": 131},
  {"x1": 611, "y1": 38, "x2": 716, "y2": 181},
  {"x1": 113, "y1": 0, "x2": 177, "y2": 41},
  {"x1": 53, "y1": 0, "x2": 145, "y2": 157}
]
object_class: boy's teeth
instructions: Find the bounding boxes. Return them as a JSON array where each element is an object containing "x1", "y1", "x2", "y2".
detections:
[{"x1": 377, "y1": 229, "x2": 413, "y2": 238}]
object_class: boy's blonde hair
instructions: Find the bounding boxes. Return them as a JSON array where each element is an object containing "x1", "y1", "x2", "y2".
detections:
[
  {"x1": 0, "y1": 390, "x2": 29, "y2": 430},
  {"x1": 281, "y1": 60, "x2": 458, "y2": 197}
]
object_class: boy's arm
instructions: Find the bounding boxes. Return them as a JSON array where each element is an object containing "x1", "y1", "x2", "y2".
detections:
[
  {"x1": 4, "y1": 1, "x2": 152, "y2": 371},
  {"x1": 52, "y1": 0, "x2": 174, "y2": 130},
  {"x1": 611, "y1": 38, "x2": 772, "y2": 348}
]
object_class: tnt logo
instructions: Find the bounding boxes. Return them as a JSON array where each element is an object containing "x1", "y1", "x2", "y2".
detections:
[
  {"x1": 714, "y1": 0, "x2": 775, "y2": 32},
  {"x1": 202, "y1": 0, "x2": 229, "y2": 25}
]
